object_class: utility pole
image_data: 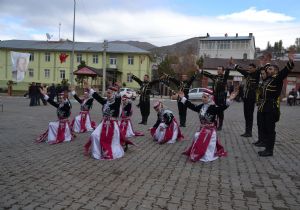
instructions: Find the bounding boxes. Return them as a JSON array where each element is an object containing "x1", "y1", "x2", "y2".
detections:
[
  {"x1": 70, "y1": 0, "x2": 76, "y2": 86},
  {"x1": 102, "y1": 40, "x2": 108, "y2": 96},
  {"x1": 59, "y1": 22, "x2": 61, "y2": 40}
]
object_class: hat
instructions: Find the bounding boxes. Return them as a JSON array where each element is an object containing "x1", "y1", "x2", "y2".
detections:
[
  {"x1": 202, "y1": 88, "x2": 213, "y2": 96},
  {"x1": 153, "y1": 101, "x2": 162, "y2": 109}
]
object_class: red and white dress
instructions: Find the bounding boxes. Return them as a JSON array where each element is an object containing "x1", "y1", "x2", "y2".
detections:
[
  {"x1": 119, "y1": 102, "x2": 144, "y2": 138},
  {"x1": 71, "y1": 91, "x2": 96, "y2": 133},
  {"x1": 150, "y1": 109, "x2": 184, "y2": 144},
  {"x1": 84, "y1": 89, "x2": 124, "y2": 160},
  {"x1": 181, "y1": 97, "x2": 229, "y2": 162},
  {"x1": 36, "y1": 95, "x2": 73, "y2": 144}
]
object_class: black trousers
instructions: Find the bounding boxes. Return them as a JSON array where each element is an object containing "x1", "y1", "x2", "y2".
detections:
[
  {"x1": 256, "y1": 111, "x2": 264, "y2": 142},
  {"x1": 215, "y1": 92, "x2": 226, "y2": 129},
  {"x1": 261, "y1": 111, "x2": 278, "y2": 152},
  {"x1": 177, "y1": 102, "x2": 187, "y2": 126},
  {"x1": 140, "y1": 99, "x2": 150, "y2": 123},
  {"x1": 243, "y1": 98, "x2": 256, "y2": 134}
]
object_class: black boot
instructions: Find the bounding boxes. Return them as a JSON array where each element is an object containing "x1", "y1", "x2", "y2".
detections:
[
  {"x1": 258, "y1": 149, "x2": 273, "y2": 157},
  {"x1": 139, "y1": 116, "x2": 145, "y2": 124},
  {"x1": 143, "y1": 116, "x2": 148, "y2": 125}
]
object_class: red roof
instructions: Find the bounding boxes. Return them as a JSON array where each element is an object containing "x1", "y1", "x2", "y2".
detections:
[{"x1": 73, "y1": 67, "x2": 97, "y2": 76}]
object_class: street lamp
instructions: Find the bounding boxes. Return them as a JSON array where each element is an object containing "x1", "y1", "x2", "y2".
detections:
[
  {"x1": 70, "y1": 0, "x2": 76, "y2": 86},
  {"x1": 102, "y1": 40, "x2": 108, "y2": 96}
]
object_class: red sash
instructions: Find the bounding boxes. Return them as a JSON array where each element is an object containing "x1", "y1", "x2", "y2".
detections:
[
  {"x1": 99, "y1": 119, "x2": 115, "y2": 159},
  {"x1": 55, "y1": 119, "x2": 69, "y2": 144}
]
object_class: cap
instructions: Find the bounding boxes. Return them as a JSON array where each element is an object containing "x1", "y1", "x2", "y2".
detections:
[{"x1": 202, "y1": 88, "x2": 213, "y2": 96}]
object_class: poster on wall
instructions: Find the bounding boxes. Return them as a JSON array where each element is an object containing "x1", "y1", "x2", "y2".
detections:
[{"x1": 11, "y1": 51, "x2": 30, "y2": 82}]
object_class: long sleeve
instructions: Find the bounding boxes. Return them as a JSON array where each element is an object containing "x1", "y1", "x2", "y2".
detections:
[
  {"x1": 235, "y1": 65, "x2": 249, "y2": 77},
  {"x1": 186, "y1": 73, "x2": 197, "y2": 87},
  {"x1": 277, "y1": 60, "x2": 294, "y2": 82},
  {"x1": 153, "y1": 114, "x2": 161, "y2": 128},
  {"x1": 223, "y1": 68, "x2": 230, "y2": 83},
  {"x1": 72, "y1": 91, "x2": 83, "y2": 104},
  {"x1": 90, "y1": 89, "x2": 106, "y2": 105},
  {"x1": 180, "y1": 97, "x2": 201, "y2": 112},
  {"x1": 168, "y1": 76, "x2": 181, "y2": 87},
  {"x1": 202, "y1": 70, "x2": 216, "y2": 81},
  {"x1": 44, "y1": 95, "x2": 59, "y2": 108},
  {"x1": 131, "y1": 74, "x2": 143, "y2": 86}
]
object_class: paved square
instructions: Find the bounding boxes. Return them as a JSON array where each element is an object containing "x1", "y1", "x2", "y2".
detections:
[{"x1": 0, "y1": 96, "x2": 299, "y2": 210}]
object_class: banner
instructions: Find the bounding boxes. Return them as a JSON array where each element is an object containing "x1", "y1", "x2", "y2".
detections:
[{"x1": 11, "y1": 51, "x2": 30, "y2": 82}]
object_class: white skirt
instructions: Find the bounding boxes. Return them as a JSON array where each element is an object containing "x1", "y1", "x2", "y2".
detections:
[
  {"x1": 47, "y1": 121, "x2": 72, "y2": 143},
  {"x1": 73, "y1": 113, "x2": 94, "y2": 133}
]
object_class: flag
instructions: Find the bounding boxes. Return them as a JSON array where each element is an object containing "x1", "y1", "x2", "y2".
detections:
[
  {"x1": 11, "y1": 51, "x2": 30, "y2": 82},
  {"x1": 59, "y1": 53, "x2": 69, "y2": 63}
]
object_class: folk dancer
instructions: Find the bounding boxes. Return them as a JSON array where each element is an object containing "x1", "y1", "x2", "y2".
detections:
[
  {"x1": 84, "y1": 84, "x2": 124, "y2": 160},
  {"x1": 149, "y1": 101, "x2": 184, "y2": 144},
  {"x1": 233, "y1": 63, "x2": 261, "y2": 137},
  {"x1": 36, "y1": 90, "x2": 74, "y2": 144},
  {"x1": 257, "y1": 51, "x2": 295, "y2": 156},
  {"x1": 200, "y1": 66, "x2": 230, "y2": 130},
  {"x1": 161, "y1": 70, "x2": 198, "y2": 127},
  {"x1": 179, "y1": 88, "x2": 238, "y2": 162},
  {"x1": 71, "y1": 88, "x2": 96, "y2": 133},
  {"x1": 131, "y1": 74, "x2": 161, "y2": 125}
]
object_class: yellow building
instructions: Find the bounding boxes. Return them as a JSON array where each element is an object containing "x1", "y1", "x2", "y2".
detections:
[{"x1": 0, "y1": 40, "x2": 152, "y2": 91}]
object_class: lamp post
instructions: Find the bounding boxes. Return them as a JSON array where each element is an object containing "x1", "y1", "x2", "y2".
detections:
[
  {"x1": 102, "y1": 40, "x2": 108, "y2": 96},
  {"x1": 70, "y1": 0, "x2": 76, "y2": 86}
]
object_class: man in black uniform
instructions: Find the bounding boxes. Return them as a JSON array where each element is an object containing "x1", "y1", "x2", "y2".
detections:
[
  {"x1": 234, "y1": 63, "x2": 260, "y2": 137},
  {"x1": 131, "y1": 74, "x2": 161, "y2": 125},
  {"x1": 257, "y1": 52, "x2": 295, "y2": 156},
  {"x1": 201, "y1": 66, "x2": 230, "y2": 130},
  {"x1": 162, "y1": 71, "x2": 198, "y2": 127}
]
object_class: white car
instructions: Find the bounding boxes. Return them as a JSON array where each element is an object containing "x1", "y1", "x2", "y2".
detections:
[
  {"x1": 120, "y1": 88, "x2": 137, "y2": 100},
  {"x1": 188, "y1": 88, "x2": 206, "y2": 100}
]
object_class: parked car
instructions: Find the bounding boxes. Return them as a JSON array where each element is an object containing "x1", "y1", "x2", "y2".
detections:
[
  {"x1": 188, "y1": 88, "x2": 206, "y2": 100},
  {"x1": 120, "y1": 88, "x2": 137, "y2": 100}
]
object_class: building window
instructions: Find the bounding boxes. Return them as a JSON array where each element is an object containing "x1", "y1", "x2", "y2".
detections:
[
  {"x1": 29, "y1": 53, "x2": 34, "y2": 61},
  {"x1": 128, "y1": 55, "x2": 134, "y2": 65},
  {"x1": 243, "y1": 53, "x2": 247, "y2": 60},
  {"x1": 92, "y1": 54, "x2": 98, "y2": 64},
  {"x1": 127, "y1": 73, "x2": 132, "y2": 82},
  {"x1": 28, "y1": 68, "x2": 34, "y2": 77},
  {"x1": 44, "y1": 69, "x2": 50, "y2": 78},
  {"x1": 110, "y1": 57, "x2": 117, "y2": 65},
  {"x1": 45, "y1": 52, "x2": 50, "y2": 62},
  {"x1": 77, "y1": 54, "x2": 82, "y2": 63},
  {"x1": 60, "y1": 70, "x2": 65, "y2": 79}
]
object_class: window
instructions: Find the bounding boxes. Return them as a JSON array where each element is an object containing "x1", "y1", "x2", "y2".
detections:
[
  {"x1": 45, "y1": 52, "x2": 50, "y2": 62},
  {"x1": 44, "y1": 69, "x2": 50, "y2": 78},
  {"x1": 92, "y1": 54, "x2": 98, "y2": 64},
  {"x1": 60, "y1": 70, "x2": 65, "y2": 79},
  {"x1": 189, "y1": 89, "x2": 197, "y2": 93},
  {"x1": 127, "y1": 73, "x2": 132, "y2": 82},
  {"x1": 110, "y1": 57, "x2": 117, "y2": 65},
  {"x1": 77, "y1": 54, "x2": 82, "y2": 63},
  {"x1": 28, "y1": 68, "x2": 34, "y2": 78},
  {"x1": 29, "y1": 53, "x2": 34, "y2": 61},
  {"x1": 128, "y1": 55, "x2": 134, "y2": 65}
]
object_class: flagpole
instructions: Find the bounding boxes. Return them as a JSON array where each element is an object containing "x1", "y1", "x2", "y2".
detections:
[{"x1": 70, "y1": 0, "x2": 76, "y2": 86}]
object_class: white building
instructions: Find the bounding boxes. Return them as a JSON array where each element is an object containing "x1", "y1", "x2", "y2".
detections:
[{"x1": 198, "y1": 33, "x2": 256, "y2": 59}]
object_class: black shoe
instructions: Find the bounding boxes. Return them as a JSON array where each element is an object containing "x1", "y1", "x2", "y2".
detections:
[
  {"x1": 138, "y1": 121, "x2": 144, "y2": 124},
  {"x1": 258, "y1": 150, "x2": 273, "y2": 157},
  {"x1": 142, "y1": 122, "x2": 147, "y2": 125},
  {"x1": 180, "y1": 125, "x2": 186, "y2": 127},
  {"x1": 254, "y1": 142, "x2": 266, "y2": 147},
  {"x1": 252, "y1": 140, "x2": 261, "y2": 145},
  {"x1": 124, "y1": 144, "x2": 128, "y2": 152},
  {"x1": 241, "y1": 133, "x2": 252, "y2": 137}
]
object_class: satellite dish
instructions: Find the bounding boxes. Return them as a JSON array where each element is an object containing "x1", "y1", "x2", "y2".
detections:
[{"x1": 46, "y1": 33, "x2": 53, "y2": 40}]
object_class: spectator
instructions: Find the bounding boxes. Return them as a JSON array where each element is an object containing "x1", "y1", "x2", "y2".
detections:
[{"x1": 287, "y1": 88, "x2": 297, "y2": 106}]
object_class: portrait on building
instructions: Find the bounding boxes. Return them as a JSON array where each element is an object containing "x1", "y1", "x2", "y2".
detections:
[{"x1": 11, "y1": 51, "x2": 30, "y2": 82}]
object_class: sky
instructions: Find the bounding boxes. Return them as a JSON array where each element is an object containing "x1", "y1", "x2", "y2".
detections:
[{"x1": 0, "y1": 0, "x2": 299, "y2": 49}]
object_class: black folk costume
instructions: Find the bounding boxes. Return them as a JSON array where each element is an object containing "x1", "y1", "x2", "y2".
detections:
[
  {"x1": 201, "y1": 68, "x2": 230, "y2": 130},
  {"x1": 36, "y1": 94, "x2": 73, "y2": 144},
  {"x1": 71, "y1": 90, "x2": 96, "y2": 133},
  {"x1": 84, "y1": 88, "x2": 125, "y2": 160},
  {"x1": 150, "y1": 102, "x2": 184, "y2": 144},
  {"x1": 119, "y1": 96, "x2": 144, "y2": 139},
  {"x1": 163, "y1": 73, "x2": 198, "y2": 127},
  {"x1": 131, "y1": 75, "x2": 160, "y2": 125},
  {"x1": 181, "y1": 88, "x2": 230, "y2": 162},
  {"x1": 257, "y1": 60, "x2": 294, "y2": 156},
  {"x1": 234, "y1": 65, "x2": 261, "y2": 136}
]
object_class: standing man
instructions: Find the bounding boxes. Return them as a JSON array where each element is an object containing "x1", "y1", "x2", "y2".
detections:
[
  {"x1": 233, "y1": 63, "x2": 260, "y2": 137},
  {"x1": 200, "y1": 66, "x2": 230, "y2": 130},
  {"x1": 257, "y1": 51, "x2": 295, "y2": 156},
  {"x1": 131, "y1": 74, "x2": 161, "y2": 125},
  {"x1": 162, "y1": 71, "x2": 198, "y2": 127}
]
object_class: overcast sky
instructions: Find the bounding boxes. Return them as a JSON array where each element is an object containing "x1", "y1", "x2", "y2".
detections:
[{"x1": 0, "y1": 0, "x2": 299, "y2": 49}]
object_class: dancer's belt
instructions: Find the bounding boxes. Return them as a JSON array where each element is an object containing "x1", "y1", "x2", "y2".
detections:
[{"x1": 103, "y1": 117, "x2": 119, "y2": 121}]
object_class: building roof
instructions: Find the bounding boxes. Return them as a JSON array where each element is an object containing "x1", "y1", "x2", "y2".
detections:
[
  {"x1": 73, "y1": 66, "x2": 122, "y2": 77},
  {"x1": 199, "y1": 36, "x2": 253, "y2": 41},
  {"x1": 0, "y1": 40, "x2": 150, "y2": 54},
  {"x1": 203, "y1": 57, "x2": 300, "y2": 73}
]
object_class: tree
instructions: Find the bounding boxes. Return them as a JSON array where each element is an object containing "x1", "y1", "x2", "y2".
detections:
[{"x1": 77, "y1": 60, "x2": 86, "y2": 70}]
